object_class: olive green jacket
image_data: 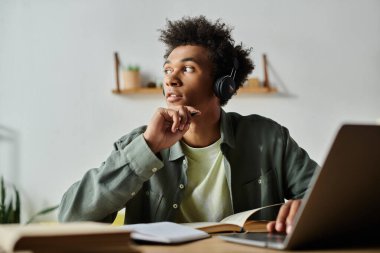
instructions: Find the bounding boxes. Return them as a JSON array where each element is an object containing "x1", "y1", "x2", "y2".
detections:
[{"x1": 58, "y1": 110, "x2": 318, "y2": 224}]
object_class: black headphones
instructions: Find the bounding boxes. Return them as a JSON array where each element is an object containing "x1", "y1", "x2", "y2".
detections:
[{"x1": 213, "y1": 58, "x2": 239, "y2": 101}]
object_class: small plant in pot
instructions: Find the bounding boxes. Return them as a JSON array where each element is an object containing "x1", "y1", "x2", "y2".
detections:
[
  {"x1": 0, "y1": 176, "x2": 58, "y2": 224},
  {"x1": 0, "y1": 176, "x2": 20, "y2": 223}
]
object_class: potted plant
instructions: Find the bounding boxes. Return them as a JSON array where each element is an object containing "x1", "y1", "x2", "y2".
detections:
[
  {"x1": 0, "y1": 176, "x2": 58, "y2": 224},
  {"x1": 0, "y1": 176, "x2": 20, "y2": 223},
  {"x1": 122, "y1": 64, "x2": 141, "y2": 89}
]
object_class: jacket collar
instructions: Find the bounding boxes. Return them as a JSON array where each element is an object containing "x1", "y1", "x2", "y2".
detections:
[
  {"x1": 167, "y1": 108, "x2": 235, "y2": 161},
  {"x1": 220, "y1": 109, "x2": 235, "y2": 149},
  {"x1": 168, "y1": 141, "x2": 184, "y2": 161}
]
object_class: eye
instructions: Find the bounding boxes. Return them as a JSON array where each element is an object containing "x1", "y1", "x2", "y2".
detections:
[
  {"x1": 184, "y1": 66, "x2": 195, "y2": 73},
  {"x1": 164, "y1": 68, "x2": 173, "y2": 75}
]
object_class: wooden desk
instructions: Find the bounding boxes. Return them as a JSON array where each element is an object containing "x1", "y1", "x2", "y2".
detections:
[{"x1": 136, "y1": 236, "x2": 379, "y2": 253}]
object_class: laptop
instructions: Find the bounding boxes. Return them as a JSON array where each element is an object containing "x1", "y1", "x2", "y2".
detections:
[{"x1": 219, "y1": 124, "x2": 380, "y2": 250}]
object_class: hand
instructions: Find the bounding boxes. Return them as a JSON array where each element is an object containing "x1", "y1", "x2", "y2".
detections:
[
  {"x1": 266, "y1": 199, "x2": 301, "y2": 234},
  {"x1": 143, "y1": 106, "x2": 201, "y2": 153}
]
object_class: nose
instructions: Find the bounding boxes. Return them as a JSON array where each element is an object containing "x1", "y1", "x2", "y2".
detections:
[{"x1": 165, "y1": 71, "x2": 182, "y2": 87}]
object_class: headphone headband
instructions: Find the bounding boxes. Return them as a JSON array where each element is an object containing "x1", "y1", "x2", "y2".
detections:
[{"x1": 233, "y1": 57, "x2": 239, "y2": 69}]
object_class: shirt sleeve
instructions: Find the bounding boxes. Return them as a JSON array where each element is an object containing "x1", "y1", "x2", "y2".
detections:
[
  {"x1": 58, "y1": 132, "x2": 164, "y2": 223},
  {"x1": 281, "y1": 126, "x2": 319, "y2": 199}
]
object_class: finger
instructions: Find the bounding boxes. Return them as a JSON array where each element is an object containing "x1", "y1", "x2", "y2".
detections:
[
  {"x1": 286, "y1": 200, "x2": 301, "y2": 226},
  {"x1": 177, "y1": 107, "x2": 189, "y2": 131},
  {"x1": 275, "y1": 202, "x2": 292, "y2": 232},
  {"x1": 184, "y1": 106, "x2": 201, "y2": 116},
  {"x1": 286, "y1": 200, "x2": 301, "y2": 234},
  {"x1": 183, "y1": 122, "x2": 191, "y2": 132},
  {"x1": 266, "y1": 221, "x2": 276, "y2": 233},
  {"x1": 185, "y1": 107, "x2": 192, "y2": 122},
  {"x1": 162, "y1": 108, "x2": 191, "y2": 133},
  {"x1": 167, "y1": 110, "x2": 180, "y2": 133},
  {"x1": 182, "y1": 112, "x2": 192, "y2": 131},
  {"x1": 182, "y1": 108, "x2": 191, "y2": 132}
]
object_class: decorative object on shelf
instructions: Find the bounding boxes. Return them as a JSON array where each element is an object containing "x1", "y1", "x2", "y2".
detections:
[
  {"x1": 245, "y1": 77, "x2": 260, "y2": 88},
  {"x1": 114, "y1": 52, "x2": 121, "y2": 92},
  {"x1": 112, "y1": 53, "x2": 278, "y2": 95},
  {"x1": 263, "y1": 54, "x2": 270, "y2": 88},
  {"x1": 114, "y1": 52, "x2": 141, "y2": 90},
  {"x1": 241, "y1": 54, "x2": 277, "y2": 94},
  {"x1": 122, "y1": 65, "x2": 141, "y2": 89}
]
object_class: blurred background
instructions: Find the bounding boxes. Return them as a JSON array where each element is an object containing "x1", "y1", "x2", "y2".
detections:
[{"x1": 0, "y1": 0, "x2": 379, "y2": 222}]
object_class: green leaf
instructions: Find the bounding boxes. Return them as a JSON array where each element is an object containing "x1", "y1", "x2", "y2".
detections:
[
  {"x1": 5, "y1": 200, "x2": 14, "y2": 223},
  {"x1": 1, "y1": 176, "x2": 5, "y2": 210},
  {"x1": 0, "y1": 176, "x2": 6, "y2": 223},
  {"x1": 15, "y1": 188, "x2": 20, "y2": 223},
  {"x1": 0, "y1": 204, "x2": 3, "y2": 223},
  {"x1": 26, "y1": 205, "x2": 59, "y2": 224}
]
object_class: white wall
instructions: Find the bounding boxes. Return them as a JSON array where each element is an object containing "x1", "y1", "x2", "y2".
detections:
[{"x1": 1, "y1": 0, "x2": 379, "y2": 222}]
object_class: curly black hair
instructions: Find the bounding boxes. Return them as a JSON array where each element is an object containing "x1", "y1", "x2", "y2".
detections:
[{"x1": 159, "y1": 15, "x2": 254, "y2": 105}]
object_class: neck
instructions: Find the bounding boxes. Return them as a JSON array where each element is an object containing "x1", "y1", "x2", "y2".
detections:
[{"x1": 182, "y1": 107, "x2": 221, "y2": 148}]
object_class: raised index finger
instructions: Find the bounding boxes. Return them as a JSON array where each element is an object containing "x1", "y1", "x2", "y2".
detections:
[{"x1": 184, "y1": 106, "x2": 201, "y2": 116}]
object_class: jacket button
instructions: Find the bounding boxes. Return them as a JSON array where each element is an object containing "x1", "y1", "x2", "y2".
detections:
[
  {"x1": 179, "y1": 184, "x2": 184, "y2": 189},
  {"x1": 131, "y1": 192, "x2": 136, "y2": 196},
  {"x1": 152, "y1": 167, "x2": 157, "y2": 173},
  {"x1": 173, "y1": 204, "x2": 178, "y2": 209}
]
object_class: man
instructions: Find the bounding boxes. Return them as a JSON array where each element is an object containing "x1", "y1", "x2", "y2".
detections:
[{"x1": 59, "y1": 16, "x2": 318, "y2": 235}]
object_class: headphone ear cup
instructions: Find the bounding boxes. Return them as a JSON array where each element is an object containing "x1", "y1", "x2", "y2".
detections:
[
  {"x1": 213, "y1": 76, "x2": 224, "y2": 99},
  {"x1": 213, "y1": 76, "x2": 236, "y2": 101}
]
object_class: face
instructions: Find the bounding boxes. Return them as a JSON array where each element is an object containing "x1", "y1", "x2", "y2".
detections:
[{"x1": 163, "y1": 45, "x2": 217, "y2": 109}]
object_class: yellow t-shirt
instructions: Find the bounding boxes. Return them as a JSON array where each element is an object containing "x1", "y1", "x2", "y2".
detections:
[{"x1": 176, "y1": 138, "x2": 233, "y2": 222}]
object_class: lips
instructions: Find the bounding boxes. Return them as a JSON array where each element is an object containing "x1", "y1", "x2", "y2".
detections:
[{"x1": 166, "y1": 91, "x2": 183, "y2": 103}]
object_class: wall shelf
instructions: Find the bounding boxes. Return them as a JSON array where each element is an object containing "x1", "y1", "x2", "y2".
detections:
[{"x1": 112, "y1": 52, "x2": 278, "y2": 96}]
